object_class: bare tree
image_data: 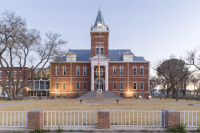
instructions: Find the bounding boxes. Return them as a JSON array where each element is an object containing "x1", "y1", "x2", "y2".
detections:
[
  {"x1": 0, "y1": 11, "x2": 67, "y2": 100},
  {"x1": 150, "y1": 76, "x2": 158, "y2": 96}
]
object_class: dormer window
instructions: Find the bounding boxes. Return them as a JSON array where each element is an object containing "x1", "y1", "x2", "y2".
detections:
[{"x1": 66, "y1": 51, "x2": 77, "y2": 62}]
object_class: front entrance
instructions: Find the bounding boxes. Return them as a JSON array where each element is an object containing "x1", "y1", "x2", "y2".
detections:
[{"x1": 96, "y1": 80, "x2": 103, "y2": 91}]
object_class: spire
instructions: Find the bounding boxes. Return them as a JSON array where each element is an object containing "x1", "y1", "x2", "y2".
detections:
[{"x1": 94, "y1": 8, "x2": 105, "y2": 27}]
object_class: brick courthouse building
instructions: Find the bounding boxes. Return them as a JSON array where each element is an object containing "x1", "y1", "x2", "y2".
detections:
[{"x1": 49, "y1": 8, "x2": 150, "y2": 98}]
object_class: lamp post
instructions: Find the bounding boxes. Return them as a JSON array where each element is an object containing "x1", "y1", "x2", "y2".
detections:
[{"x1": 97, "y1": 22, "x2": 102, "y2": 91}]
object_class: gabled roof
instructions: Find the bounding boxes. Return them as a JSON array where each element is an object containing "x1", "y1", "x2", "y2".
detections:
[
  {"x1": 94, "y1": 7, "x2": 106, "y2": 27},
  {"x1": 57, "y1": 49, "x2": 147, "y2": 62}
]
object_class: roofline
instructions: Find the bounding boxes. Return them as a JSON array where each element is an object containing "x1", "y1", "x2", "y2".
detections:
[
  {"x1": 109, "y1": 61, "x2": 150, "y2": 63},
  {"x1": 50, "y1": 61, "x2": 90, "y2": 63}
]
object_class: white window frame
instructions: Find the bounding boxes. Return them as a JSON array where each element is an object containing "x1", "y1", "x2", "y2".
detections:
[
  {"x1": 120, "y1": 82, "x2": 123, "y2": 90},
  {"x1": 101, "y1": 46, "x2": 104, "y2": 55},
  {"x1": 63, "y1": 82, "x2": 66, "y2": 90},
  {"x1": 140, "y1": 66, "x2": 144, "y2": 75},
  {"x1": 0, "y1": 71, "x2": 2, "y2": 78},
  {"x1": 140, "y1": 82, "x2": 144, "y2": 90},
  {"x1": 120, "y1": 66, "x2": 123, "y2": 75},
  {"x1": 63, "y1": 66, "x2": 66, "y2": 75},
  {"x1": 56, "y1": 66, "x2": 59, "y2": 75},
  {"x1": 133, "y1": 66, "x2": 137, "y2": 75},
  {"x1": 83, "y1": 82, "x2": 86, "y2": 90},
  {"x1": 76, "y1": 66, "x2": 80, "y2": 76},
  {"x1": 113, "y1": 66, "x2": 116, "y2": 76},
  {"x1": 96, "y1": 46, "x2": 99, "y2": 55},
  {"x1": 96, "y1": 68, "x2": 103, "y2": 75},
  {"x1": 76, "y1": 82, "x2": 80, "y2": 90},
  {"x1": 113, "y1": 82, "x2": 116, "y2": 90},
  {"x1": 56, "y1": 82, "x2": 59, "y2": 90},
  {"x1": 83, "y1": 66, "x2": 87, "y2": 76},
  {"x1": 133, "y1": 82, "x2": 137, "y2": 90}
]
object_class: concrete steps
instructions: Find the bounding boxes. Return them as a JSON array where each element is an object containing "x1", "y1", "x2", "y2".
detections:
[{"x1": 77, "y1": 91, "x2": 122, "y2": 100}]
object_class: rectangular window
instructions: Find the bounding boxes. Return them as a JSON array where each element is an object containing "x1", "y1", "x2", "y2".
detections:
[
  {"x1": 14, "y1": 71, "x2": 17, "y2": 78},
  {"x1": 76, "y1": 83, "x2": 79, "y2": 90},
  {"x1": 83, "y1": 67, "x2": 86, "y2": 75},
  {"x1": 134, "y1": 93, "x2": 137, "y2": 98},
  {"x1": 20, "y1": 80, "x2": 23, "y2": 86},
  {"x1": 56, "y1": 67, "x2": 59, "y2": 75},
  {"x1": 6, "y1": 80, "x2": 9, "y2": 86},
  {"x1": 133, "y1": 82, "x2": 137, "y2": 90},
  {"x1": 63, "y1": 66, "x2": 66, "y2": 75},
  {"x1": 113, "y1": 66, "x2": 116, "y2": 75},
  {"x1": 0, "y1": 88, "x2": 2, "y2": 96},
  {"x1": 19, "y1": 89, "x2": 23, "y2": 96},
  {"x1": 63, "y1": 82, "x2": 66, "y2": 90},
  {"x1": 0, "y1": 71, "x2": 2, "y2": 78},
  {"x1": 113, "y1": 82, "x2": 116, "y2": 90},
  {"x1": 96, "y1": 68, "x2": 103, "y2": 75},
  {"x1": 140, "y1": 82, "x2": 144, "y2": 90},
  {"x1": 83, "y1": 82, "x2": 86, "y2": 90},
  {"x1": 96, "y1": 47, "x2": 99, "y2": 55},
  {"x1": 76, "y1": 67, "x2": 80, "y2": 75},
  {"x1": 56, "y1": 83, "x2": 59, "y2": 90},
  {"x1": 133, "y1": 66, "x2": 137, "y2": 75},
  {"x1": 101, "y1": 47, "x2": 104, "y2": 55},
  {"x1": 120, "y1": 67, "x2": 123, "y2": 75},
  {"x1": 14, "y1": 80, "x2": 17, "y2": 86},
  {"x1": 56, "y1": 93, "x2": 59, "y2": 97},
  {"x1": 140, "y1": 67, "x2": 144, "y2": 75},
  {"x1": 120, "y1": 82, "x2": 123, "y2": 90}
]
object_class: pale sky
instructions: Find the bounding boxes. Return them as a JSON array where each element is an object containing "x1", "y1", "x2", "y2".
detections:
[{"x1": 1, "y1": 0, "x2": 200, "y2": 75}]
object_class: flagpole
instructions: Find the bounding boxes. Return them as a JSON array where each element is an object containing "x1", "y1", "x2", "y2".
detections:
[{"x1": 99, "y1": 31, "x2": 101, "y2": 91}]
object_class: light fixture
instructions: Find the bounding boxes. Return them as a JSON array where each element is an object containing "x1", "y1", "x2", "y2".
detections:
[
  {"x1": 149, "y1": 96, "x2": 151, "y2": 98},
  {"x1": 97, "y1": 22, "x2": 102, "y2": 28}
]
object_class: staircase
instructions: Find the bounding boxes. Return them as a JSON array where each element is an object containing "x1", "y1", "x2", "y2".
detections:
[{"x1": 77, "y1": 91, "x2": 122, "y2": 100}]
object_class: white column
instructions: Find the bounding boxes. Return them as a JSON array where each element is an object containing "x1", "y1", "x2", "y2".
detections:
[
  {"x1": 105, "y1": 66, "x2": 108, "y2": 91},
  {"x1": 91, "y1": 66, "x2": 94, "y2": 91}
]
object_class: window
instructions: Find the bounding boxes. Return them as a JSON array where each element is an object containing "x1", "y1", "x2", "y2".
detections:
[
  {"x1": 14, "y1": 71, "x2": 17, "y2": 78},
  {"x1": 83, "y1": 66, "x2": 87, "y2": 76},
  {"x1": 63, "y1": 66, "x2": 66, "y2": 75},
  {"x1": 56, "y1": 83, "x2": 59, "y2": 90},
  {"x1": 134, "y1": 93, "x2": 137, "y2": 97},
  {"x1": 63, "y1": 82, "x2": 66, "y2": 90},
  {"x1": 113, "y1": 66, "x2": 116, "y2": 75},
  {"x1": 62, "y1": 93, "x2": 66, "y2": 97},
  {"x1": 140, "y1": 66, "x2": 144, "y2": 75},
  {"x1": 120, "y1": 93, "x2": 123, "y2": 97},
  {"x1": 133, "y1": 82, "x2": 137, "y2": 90},
  {"x1": 56, "y1": 66, "x2": 59, "y2": 75},
  {"x1": 6, "y1": 80, "x2": 9, "y2": 87},
  {"x1": 96, "y1": 68, "x2": 103, "y2": 75},
  {"x1": 101, "y1": 46, "x2": 104, "y2": 55},
  {"x1": 83, "y1": 82, "x2": 86, "y2": 90},
  {"x1": 20, "y1": 80, "x2": 22, "y2": 86},
  {"x1": 0, "y1": 88, "x2": 2, "y2": 96},
  {"x1": 0, "y1": 71, "x2": 2, "y2": 78},
  {"x1": 120, "y1": 66, "x2": 123, "y2": 75},
  {"x1": 120, "y1": 82, "x2": 123, "y2": 90},
  {"x1": 96, "y1": 46, "x2": 99, "y2": 55},
  {"x1": 6, "y1": 71, "x2": 9, "y2": 78},
  {"x1": 76, "y1": 83, "x2": 80, "y2": 90},
  {"x1": 113, "y1": 82, "x2": 116, "y2": 90},
  {"x1": 140, "y1": 82, "x2": 144, "y2": 90},
  {"x1": 76, "y1": 66, "x2": 80, "y2": 75},
  {"x1": 19, "y1": 89, "x2": 23, "y2": 96},
  {"x1": 56, "y1": 93, "x2": 59, "y2": 97},
  {"x1": 133, "y1": 66, "x2": 137, "y2": 75},
  {"x1": 140, "y1": 93, "x2": 144, "y2": 98}
]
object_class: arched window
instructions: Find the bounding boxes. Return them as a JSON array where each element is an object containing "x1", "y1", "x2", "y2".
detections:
[
  {"x1": 101, "y1": 46, "x2": 104, "y2": 55},
  {"x1": 63, "y1": 66, "x2": 66, "y2": 75},
  {"x1": 120, "y1": 66, "x2": 123, "y2": 75},
  {"x1": 76, "y1": 66, "x2": 80, "y2": 75},
  {"x1": 140, "y1": 66, "x2": 144, "y2": 75},
  {"x1": 113, "y1": 66, "x2": 116, "y2": 75},
  {"x1": 83, "y1": 66, "x2": 87, "y2": 76},
  {"x1": 56, "y1": 66, "x2": 59, "y2": 75},
  {"x1": 133, "y1": 66, "x2": 137, "y2": 75}
]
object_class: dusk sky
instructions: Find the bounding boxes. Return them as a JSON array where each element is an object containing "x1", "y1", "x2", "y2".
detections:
[{"x1": 1, "y1": 0, "x2": 200, "y2": 75}]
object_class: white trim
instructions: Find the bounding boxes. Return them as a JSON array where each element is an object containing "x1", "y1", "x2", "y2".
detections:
[
  {"x1": 133, "y1": 82, "x2": 137, "y2": 90},
  {"x1": 140, "y1": 66, "x2": 144, "y2": 75},
  {"x1": 140, "y1": 82, "x2": 144, "y2": 90},
  {"x1": 120, "y1": 82, "x2": 123, "y2": 90},
  {"x1": 109, "y1": 61, "x2": 150, "y2": 63},
  {"x1": 83, "y1": 82, "x2": 86, "y2": 90},
  {"x1": 133, "y1": 66, "x2": 137, "y2": 75},
  {"x1": 63, "y1": 66, "x2": 66, "y2": 75},
  {"x1": 55, "y1": 82, "x2": 59, "y2": 90},
  {"x1": 62, "y1": 82, "x2": 66, "y2": 90},
  {"x1": 76, "y1": 82, "x2": 80, "y2": 90},
  {"x1": 113, "y1": 82, "x2": 116, "y2": 90},
  {"x1": 76, "y1": 66, "x2": 80, "y2": 76}
]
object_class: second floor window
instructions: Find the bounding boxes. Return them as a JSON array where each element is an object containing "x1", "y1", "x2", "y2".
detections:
[
  {"x1": 140, "y1": 82, "x2": 144, "y2": 90},
  {"x1": 140, "y1": 66, "x2": 144, "y2": 75},
  {"x1": 113, "y1": 82, "x2": 116, "y2": 90},
  {"x1": 101, "y1": 46, "x2": 104, "y2": 55},
  {"x1": 96, "y1": 68, "x2": 103, "y2": 75},
  {"x1": 76, "y1": 66, "x2": 80, "y2": 75},
  {"x1": 133, "y1": 83, "x2": 137, "y2": 90},
  {"x1": 76, "y1": 83, "x2": 80, "y2": 90},
  {"x1": 56, "y1": 66, "x2": 59, "y2": 75},
  {"x1": 96, "y1": 46, "x2": 99, "y2": 55},
  {"x1": 133, "y1": 66, "x2": 137, "y2": 75},
  {"x1": 120, "y1": 66, "x2": 123, "y2": 75},
  {"x1": 113, "y1": 66, "x2": 116, "y2": 75},
  {"x1": 83, "y1": 66, "x2": 87, "y2": 75},
  {"x1": 120, "y1": 82, "x2": 123, "y2": 90},
  {"x1": 14, "y1": 71, "x2": 17, "y2": 78},
  {"x1": 63, "y1": 66, "x2": 66, "y2": 75}
]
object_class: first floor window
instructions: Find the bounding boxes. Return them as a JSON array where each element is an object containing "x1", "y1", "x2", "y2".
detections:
[
  {"x1": 76, "y1": 83, "x2": 79, "y2": 90},
  {"x1": 113, "y1": 82, "x2": 116, "y2": 90},
  {"x1": 120, "y1": 82, "x2": 123, "y2": 90},
  {"x1": 140, "y1": 82, "x2": 144, "y2": 90},
  {"x1": 62, "y1": 93, "x2": 66, "y2": 97},
  {"x1": 56, "y1": 93, "x2": 59, "y2": 97},
  {"x1": 140, "y1": 93, "x2": 144, "y2": 98},
  {"x1": 63, "y1": 82, "x2": 66, "y2": 90},
  {"x1": 56, "y1": 83, "x2": 59, "y2": 90},
  {"x1": 134, "y1": 93, "x2": 137, "y2": 97},
  {"x1": 83, "y1": 82, "x2": 86, "y2": 90},
  {"x1": 133, "y1": 83, "x2": 137, "y2": 90}
]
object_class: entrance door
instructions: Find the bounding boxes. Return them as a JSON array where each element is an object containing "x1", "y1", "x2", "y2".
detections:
[{"x1": 96, "y1": 80, "x2": 103, "y2": 91}]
